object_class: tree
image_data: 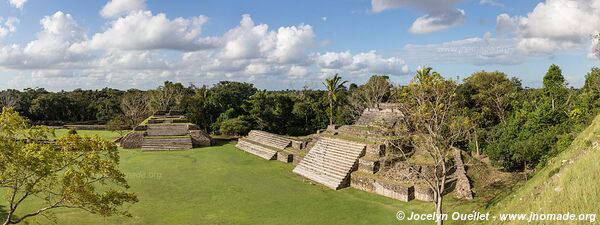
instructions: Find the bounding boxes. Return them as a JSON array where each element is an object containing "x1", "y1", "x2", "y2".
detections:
[
  {"x1": 361, "y1": 75, "x2": 392, "y2": 108},
  {"x1": 0, "y1": 108, "x2": 137, "y2": 225},
  {"x1": 121, "y1": 91, "x2": 151, "y2": 126},
  {"x1": 0, "y1": 90, "x2": 20, "y2": 110},
  {"x1": 207, "y1": 81, "x2": 257, "y2": 132},
  {"x1": 323, "y1": 74, "x2": 348, "y2": 125},
  {"x1": 148, "y1": 81, "x2": 186, "y2": 112},
  {"x1": 463, "y1": 71, "x2": 516, "y2": 125},
  {"x1": 543, "y1": 64, "x2": 568, "y2": 109},
  {"x1": 395, "y1": 67, "x2": 470, "y2": 225},
  {"x1": 220, "y1": 117, "x2": 252, "y2": 136}
]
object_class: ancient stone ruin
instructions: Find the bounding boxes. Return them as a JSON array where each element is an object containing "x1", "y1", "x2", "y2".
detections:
[
  {"x1": 234, "y1": 103, "x2": 473, "y2": 202},
  {"x1": 120, "y1": 111, "x2": 212, "y2": 150},
  {"x1": 236, "y1": 130, "x2": 307, "y2": 161}
]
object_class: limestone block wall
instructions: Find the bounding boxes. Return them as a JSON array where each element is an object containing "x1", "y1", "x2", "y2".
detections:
[
  {"x1": 358, "y1": 158, "x2": 380, "y2": 174},
  {"x1": 453, "y1": 149, "x2": 473, "y2": 200},
  {"x1": 351, "y1": 173, "x2": 414, "y2": 202},
  {"x1": 190, "y1": 130, "x2": 212, "y2": 147},
  {"x1": 414, "y1": 185, "x2": 435, "y2": 202},
  {"x1": 121, "y1": 131, "x2": 144, "y2": 149}
]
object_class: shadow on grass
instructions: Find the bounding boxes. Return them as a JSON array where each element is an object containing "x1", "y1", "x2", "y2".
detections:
[{"x1": 211, "y1": 138, "x2": 237, "y2": 146}]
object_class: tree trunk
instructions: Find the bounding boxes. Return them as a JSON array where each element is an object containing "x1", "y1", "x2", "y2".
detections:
[
  {"x1": 475, "y1": 134, "x2": 480, "y2": 156},
  {"x1": 436, "y1": 175, "x2": 446, "y2": 225},
  {"x1": 4, "y1": 211, "x2": 13, "y2": 225},
  {"x1": 329, "y1": 95, "x2": 334, "y2": 126}
]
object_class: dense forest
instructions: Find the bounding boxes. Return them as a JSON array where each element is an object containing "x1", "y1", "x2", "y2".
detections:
[{"x1": 2, "y1": 65, "x2": 600, "y2": 173}]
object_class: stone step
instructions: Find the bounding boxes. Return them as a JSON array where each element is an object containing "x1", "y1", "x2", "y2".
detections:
[
  {"x1": 295, "y1": 156, "x2": 351, "y2": 179},
  {"x1": 292, "y1": 137, "x2": 366, "y2": 190},
  {"x1": 146, "y1": 124, "x2": 189, "y2": 136},
  {"x1": 141, "y1": 137, "x2": 193, "y2": 150},
  {"x1": 247, "y1": 130, "x2": 291, "y2": 150},
  {"x1": 236, "y1": 139, "x2": 277, "y2": 160},
  {"x1": 292, "y1": 166, "x2": 340, "y2": 189}
]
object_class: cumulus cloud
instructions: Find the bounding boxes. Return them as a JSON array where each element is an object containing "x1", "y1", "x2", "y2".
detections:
[
  {"x1": 316, "y1": 51, "x2": 409, "y2": 75},
  {"x1": 0, "y1": 17, "x2": 19, "y2": 38},
  {"x1": 218, "y1": 14, "x2": 314, "y2": 63},
  {"x1": 0, "y1": 12, "x2": 411, "y2": 90},
  {"x1": 100, "y1": 0, "x2": 146, "y2": 18},
  {"x1": 402, "y1": 32, "x2": 519, "y2": 65},
  {"x1": 498, "y1": 0, "x2": 600, "y2": 55},
  {"x1": 74, "y1": 11, "x2": 209, "y2": 52},
  {"x1": 409, "y1": 9, "x2": 465, "y2": 34},
  {"x1": 371, "y1": 0, "x2": 465, "y2": 34},
  {"x1": 8, "y1": 0, "x2": 26, "y2": 9},
  {"x1": 0, "y1": 12, "x2": 88, "y2": 69}
]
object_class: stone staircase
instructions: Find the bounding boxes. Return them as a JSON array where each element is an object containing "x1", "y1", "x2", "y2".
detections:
[
  {"x1": 247, "y1": 130, "x2": 291, "y2": 150},
  {"x1": 236, "y1": 138, "x2": 278, "y2": 160},
  {"x1": 141, "y1": 137, "x2": 193, "y2": 150},
  {"x1": 146, "y1": 124, "x2": 189, "y2": 136},
  {"x1": 293, "y1": 137, "x2": 366, "y2": 190}
]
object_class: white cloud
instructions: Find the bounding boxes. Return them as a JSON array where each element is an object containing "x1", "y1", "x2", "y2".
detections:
[
  {"x1": 0, "y1": 12, "x2": 411, "y2": 90},
  {"x1": 402, "y1": 33, "x2": 520, "y2": 65},
  {"x1": 499, "y1": 0, "x2": 600, "y2": 55},
  {"x1": 100, "y1": 0, "x2": 146, "y2": 18},
  {"x1": 316, "y1": 51, "x2": 409, "y2": 75},
  {"x1": 8, "y1": 0, "x2": 26, "y2": 9},
  {"x1": 0, "y1": 17, "x2": 19, "y2": 38},
  {"x1": 0, "y1": 12, "x2": 88, "y2": 69},
  {"x1": 217, "y1": 14, "x2": 314, "y2": 63},
  {"x1": 371, "y1": 0, "x2": 465, "y2": 34},
  {"x1": 409, "y1": 9, "x2": 465, "y2": 34},
  {"x1": 75, "y1": 11, "x2": 209, "y2": 51},
  {"x1": 371, "y1": 0, "x2": 461, "y2": 13},
  {"x1": 480, "y1": 0, "x2": 503, "y2": 7}
]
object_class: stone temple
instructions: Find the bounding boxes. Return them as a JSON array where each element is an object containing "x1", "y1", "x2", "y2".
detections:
[
  {"x1": 120, "y1": 111, "x2": 212, "y2": 150},
  {"x1": 235, "y1": 103, "x2": 473, "y2": 202}
]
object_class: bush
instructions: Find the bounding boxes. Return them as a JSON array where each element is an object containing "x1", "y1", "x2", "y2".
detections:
[
  {"x1": 68, "y1": 128, "x2": 78, "y2": 135},
  {"x1": 220, "y1": 117, "x2": 251, "y2": 136}
]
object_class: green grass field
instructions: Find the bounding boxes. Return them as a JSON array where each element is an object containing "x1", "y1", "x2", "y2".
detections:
[{"x1": 4, "y1": 129, "x2": 470, "y2": 225}]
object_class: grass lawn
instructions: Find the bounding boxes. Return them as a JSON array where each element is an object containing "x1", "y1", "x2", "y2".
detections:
[{"x1": 6, "y1": 129, "x2": 479, "y2": 225}]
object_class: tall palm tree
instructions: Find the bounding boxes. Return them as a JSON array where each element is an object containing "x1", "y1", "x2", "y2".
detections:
[{"x1": 323, "y1": 74, "x2": 348, "y2": 125}]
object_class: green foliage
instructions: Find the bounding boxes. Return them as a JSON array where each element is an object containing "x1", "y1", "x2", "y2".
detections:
[
  {"x1": 323, "y1": 74, "x2": 348, "y2": 125},
  {"x1": 0, "y1": 108, "x2": 137, "y2": 224},
  {"x1": 68, "y1": 127, "x2": 78, "y2": 135},
  {"x1": 219, "y1": 117, "x2": 252, "y2": 136}
]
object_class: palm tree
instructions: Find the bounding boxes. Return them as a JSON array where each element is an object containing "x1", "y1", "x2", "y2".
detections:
[{"x1": 323, "y1": 74, "x2": 348, "y2": 126}]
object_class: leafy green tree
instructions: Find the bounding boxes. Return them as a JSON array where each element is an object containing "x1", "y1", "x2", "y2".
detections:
[
  {"x1": 543, "y1": 64, "x2": 568, "y2": 109},
  {"x1": 207, "y1": 81, "x2": 257, "y2": 133},
  {"x1": 220, "y1": 117, "x2": 252, "y2": 136},
  {"x1": 323, "y1": 74, "x2": 347, "y2": 125},
  {"x1": 0, "y1": 108, "x2": 137, "y2": 225},
  {"x1": 463, "y1": 71, "x2": 516, "y2": 125}
]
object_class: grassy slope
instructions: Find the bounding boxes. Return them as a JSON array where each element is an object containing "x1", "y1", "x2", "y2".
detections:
[
  {"x1": 479, "y1": 114, "x2": 600, "y2": 224},
  {"x1": 6, "y1": 129, "x2": 455, "y2": 225}
]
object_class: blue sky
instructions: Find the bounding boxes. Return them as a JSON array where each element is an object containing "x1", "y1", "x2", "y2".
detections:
[{"x1": 0, "y1": 0, "x2": 598, "y2": 91}]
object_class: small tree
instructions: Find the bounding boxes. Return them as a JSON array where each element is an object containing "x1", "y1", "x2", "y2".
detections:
[
  {"x1": 121, "y1": 91, "x2": 151, "y2": 126},
  {"x1": 107, "y1": 114, "x2": 131, "y2": 137},
  {"x1": 543, "y1": 64, "x2": 568, "y2": 110},
  {"x1": 323, "y1": 74, "x2": 347, "y2": 125},
  {"x1": 0, "y1": 108, "x2": 138, "y2": 225},
  {"x1": 394, "y1": 68, "x2": 471, "y2": 225}
]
